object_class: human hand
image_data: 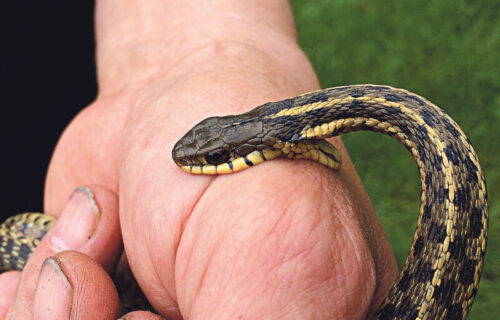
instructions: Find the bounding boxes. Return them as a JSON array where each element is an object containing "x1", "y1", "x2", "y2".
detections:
[
  {"x1": 0, "y1": 186, "x2": 158, "y2": 319},
  {"x1": 38, "y1": 1, "x2": 397, "y2": 319},
  {"x1": 0, "y1": 185, "x2": 164, "y2": 319}
]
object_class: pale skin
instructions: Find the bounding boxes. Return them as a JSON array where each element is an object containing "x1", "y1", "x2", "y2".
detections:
[{"x1": 0, "y1": 1, "x2": 399, "y2": 319}]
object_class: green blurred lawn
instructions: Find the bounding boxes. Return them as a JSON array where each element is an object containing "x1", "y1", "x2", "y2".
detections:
[{"x1": 290, "y1": 0, "x2": 499, "y2": 318}]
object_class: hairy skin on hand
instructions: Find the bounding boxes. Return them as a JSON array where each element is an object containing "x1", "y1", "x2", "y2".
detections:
[{"x1": 43, "y1": 1, "x2": 398, "y2": 319}]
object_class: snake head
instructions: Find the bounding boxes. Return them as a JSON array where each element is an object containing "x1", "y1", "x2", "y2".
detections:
[
  {"x1": 172, "y1": 116, "x2": 228, "y2": 167},
  {"x1": 172, "y1": 115, "x2": 279, "y2": 174}
]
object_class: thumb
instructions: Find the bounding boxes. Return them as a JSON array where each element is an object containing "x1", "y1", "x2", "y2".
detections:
[{"x1": 33, "y1": 251, "x2": 120, "y2": 319}]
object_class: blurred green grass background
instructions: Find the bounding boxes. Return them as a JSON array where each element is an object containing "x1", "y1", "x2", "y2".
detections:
[{"x1": 290, "y1": 0, "x2": 499, "y2": 318}]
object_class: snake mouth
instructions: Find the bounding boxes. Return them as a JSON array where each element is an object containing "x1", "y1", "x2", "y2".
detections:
[{"x1": 177, "y1": 150, "x2": 280, "y2": 175}]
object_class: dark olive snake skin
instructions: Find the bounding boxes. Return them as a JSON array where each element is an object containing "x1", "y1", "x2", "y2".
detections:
[
  {"x1": 1, "y1": 85, "x2": 488, "y2": 319},
  {"x1": 172, "y1": 85, "x2": 488, "y2": 319},
  {"x1": 0, "y1": 213, "x2": 54, "y2": 271}
]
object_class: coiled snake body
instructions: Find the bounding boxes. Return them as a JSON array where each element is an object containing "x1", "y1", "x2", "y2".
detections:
[{"x1": 1, "y1": 85, "x2": 488, "y2": 319}]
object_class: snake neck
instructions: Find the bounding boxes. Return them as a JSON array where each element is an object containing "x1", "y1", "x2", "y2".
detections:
[{"x1": 259, "y1": 85, "x2": 488, "y2": 320}]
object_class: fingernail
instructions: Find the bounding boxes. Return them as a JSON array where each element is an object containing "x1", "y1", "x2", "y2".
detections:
[
  {"x1": 164, "y1": 307, "x2": 182, "y2": 319},
  {"x1": 118, "y1": 313, "x2": 169, "y2": 320},
  {"x1": 50, "y1": 187, "x2": 100, "y2": 252},
  {"x1": 33, "y1": 258, "x2": 72, "y2": 319}
]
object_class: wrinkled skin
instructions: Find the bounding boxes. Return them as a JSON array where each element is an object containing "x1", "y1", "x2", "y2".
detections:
[{"x1": 1, "y1": 1, "x2": 398, "y2": 319}]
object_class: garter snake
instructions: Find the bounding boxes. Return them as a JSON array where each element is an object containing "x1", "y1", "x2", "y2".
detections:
[
  {"x1": 1, "y1": 85, "x2": 488, "y2": 319},
  {"x1": 171, "y1": 85, "x2": 488, "y2": 319}
]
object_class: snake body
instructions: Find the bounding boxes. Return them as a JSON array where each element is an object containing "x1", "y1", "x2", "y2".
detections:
[
  {"x1": 0, "y1": 213, "x2": 53, "y2": 271},
  {"x1": 172, "y1": 85, "x2": 488, "y2": 319},
  {"x1": 1, "y1": 85, "x2": 488, "y2": 319}
]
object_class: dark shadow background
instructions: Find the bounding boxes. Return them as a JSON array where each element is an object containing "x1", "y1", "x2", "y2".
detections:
[{"x1": 1, "y1": 2, "x2": 96, "y2": 219}]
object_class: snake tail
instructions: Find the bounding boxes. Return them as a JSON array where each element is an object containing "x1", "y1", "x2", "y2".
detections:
[{"x1": 0, "y1": 212, "x2": 53, "y2": 271}]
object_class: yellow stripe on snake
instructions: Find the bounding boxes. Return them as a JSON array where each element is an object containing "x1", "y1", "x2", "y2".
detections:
[{"x1": 1, "y1": 85, "x2": 488, "y2": 319}]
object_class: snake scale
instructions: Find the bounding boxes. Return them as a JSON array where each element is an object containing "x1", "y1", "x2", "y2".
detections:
[{"x1": 1, "y1": 85, "x2": 488, "y2": 319}]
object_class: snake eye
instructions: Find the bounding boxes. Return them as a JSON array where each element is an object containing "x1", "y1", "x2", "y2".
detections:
[{"x1": 205, "y1": 148, "x2": 230, "y2": 165}]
